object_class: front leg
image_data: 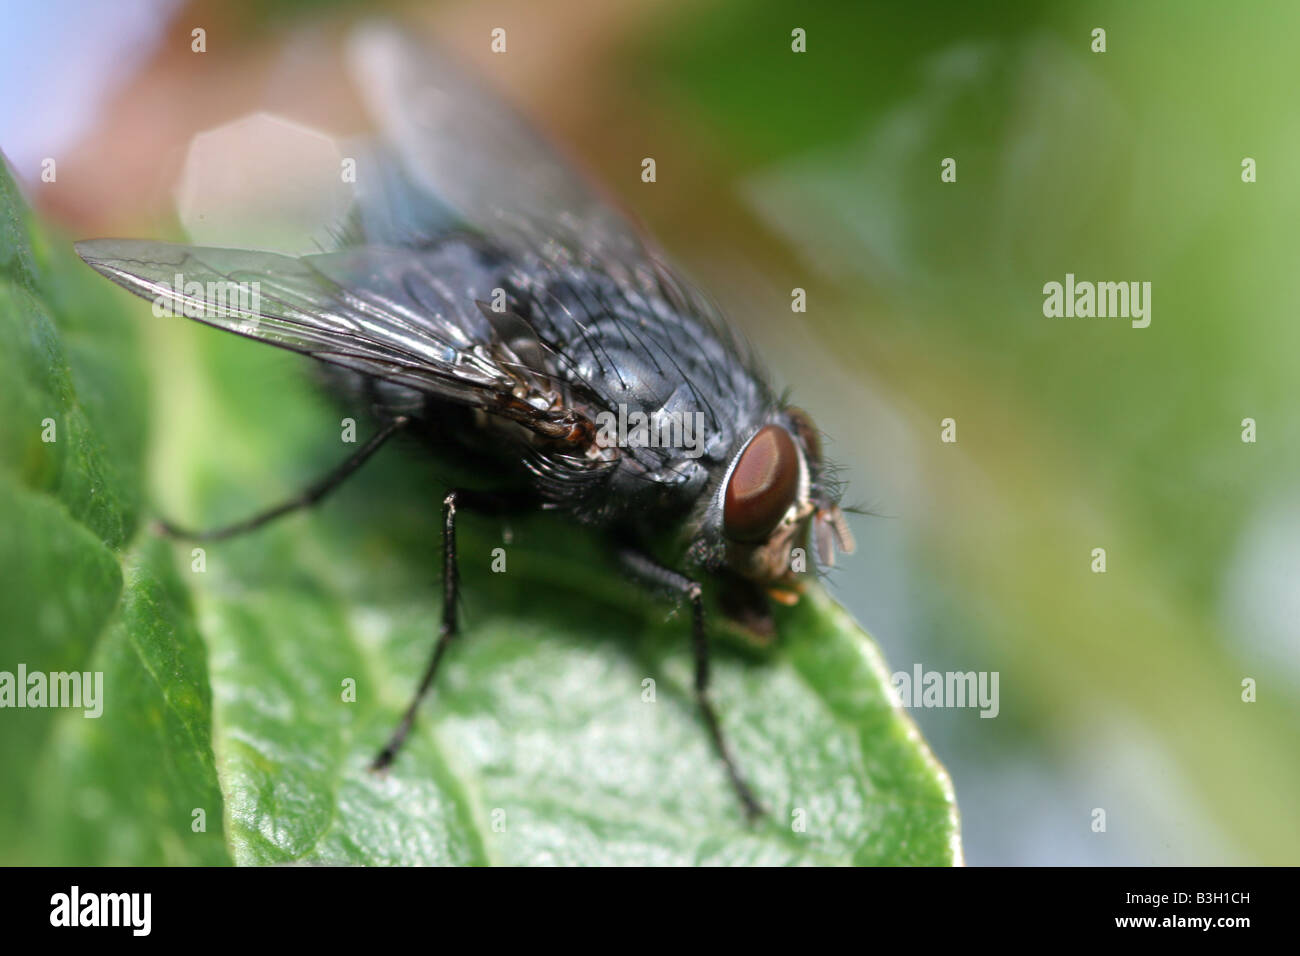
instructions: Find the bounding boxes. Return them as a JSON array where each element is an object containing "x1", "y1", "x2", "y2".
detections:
[
  {"x1": 369, "y1": 488, "x2": 517, "y2": 772},
  {"x1": 618, "y1": 549, "x2": 765, "y2": 822}
]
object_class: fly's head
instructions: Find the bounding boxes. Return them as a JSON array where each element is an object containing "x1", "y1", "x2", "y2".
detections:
[{"x1": 710, "y1": 407, "x2": 854, "y2": 604}]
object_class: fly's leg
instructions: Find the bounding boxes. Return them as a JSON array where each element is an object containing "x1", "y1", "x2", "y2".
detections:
[
  {"x1": 618, "y1": 549, "x2": 766, "y2": 822},
  {"x1": 157, "y1": 416, "x2": 410, "y2": 541},
  {"x1": 370, "y1": 488, "x2": 513, "y2": 771}
]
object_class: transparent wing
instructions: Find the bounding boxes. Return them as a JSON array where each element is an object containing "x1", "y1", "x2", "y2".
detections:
[
  {"x1": 347, "y1": 23, "x2": 657, "y2": 277},
  {"x1": 74, "y1": 237, "x2": 520, "y2": 406}
]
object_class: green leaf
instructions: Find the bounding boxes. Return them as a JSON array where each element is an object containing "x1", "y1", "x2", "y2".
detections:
[
  {"x1": 0, "y1": 159, "x2": 958, "y2": 866},
  {"x1": 0, "y1": 160, "x2": 228, "y2": 865}
]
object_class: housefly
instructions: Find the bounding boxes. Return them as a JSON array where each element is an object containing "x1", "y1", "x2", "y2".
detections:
[{"x1": 75, "y1": 23, "x2": 854, "y2": 821}]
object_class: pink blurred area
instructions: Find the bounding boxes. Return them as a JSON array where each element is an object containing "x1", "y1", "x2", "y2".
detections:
[{"x1": 13, "y1": 0, "x2": 702, "y2": 241}]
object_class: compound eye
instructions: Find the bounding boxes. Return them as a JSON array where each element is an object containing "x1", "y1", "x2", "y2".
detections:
[
  {"x1": 724, "y1": 425, "x2": 800, "y2": 542},
  {"x1": 786, "y1": 406, "x2": 822, "y2": 466}
]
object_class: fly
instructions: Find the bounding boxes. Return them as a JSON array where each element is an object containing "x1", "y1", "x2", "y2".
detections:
[{"x1": 74, "y1": 23, "x2": 855, "y2": 822}]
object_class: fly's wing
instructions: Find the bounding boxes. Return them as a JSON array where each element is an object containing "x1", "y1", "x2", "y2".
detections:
[
  {"x1": 342, "y1": 143, "x2": 463, "y2": 250},
  {"x1": 347, "y1": 23, "x2": 662, "y2": 287},
  {"x1": 74, "y1": 238, "x2": 573, "y2": 429}
]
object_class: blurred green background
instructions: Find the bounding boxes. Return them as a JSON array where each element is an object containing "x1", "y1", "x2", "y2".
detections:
[{"x1": 2, "y1": 0, "x2": 1297, "y2": 864}]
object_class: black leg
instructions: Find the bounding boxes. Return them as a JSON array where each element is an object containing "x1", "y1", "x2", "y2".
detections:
[
  {"x1": 157, "y1": 416, "x2": 410, "y2": 541},
  {"x1": 619, "y1": 549, "x2": 765, "y2": 822},
  {"x1": 370, "y1": 488, "x2": 515, "y2": 772}
]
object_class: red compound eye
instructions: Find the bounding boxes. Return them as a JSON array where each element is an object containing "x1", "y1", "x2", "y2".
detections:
[
  {"x1": 786, "y1": 406, "x2": 822, "y2": 466},
  {"x1": 723, "y1": 425, "x2": 800, "y2": 543}
]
